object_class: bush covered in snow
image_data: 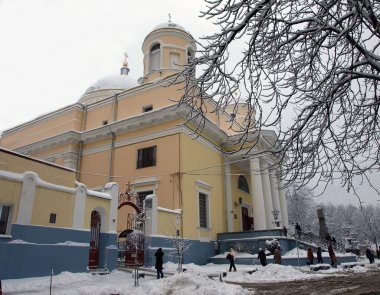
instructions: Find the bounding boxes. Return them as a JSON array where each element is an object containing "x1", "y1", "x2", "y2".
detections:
[{"x1": 265, "y1": 239, "x2": 281, "y2": 255}]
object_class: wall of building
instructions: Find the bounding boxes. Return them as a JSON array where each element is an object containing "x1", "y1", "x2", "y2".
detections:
[
  {"x1": 229, "y1": 164, "x2": 252, "y2": 232},
  {"x1": 0, "y1": 106, "x2": 83, "y2": 150},
  {"x1": 0, "y1": 149, "x2": 118, "y2": 279},
  {"x1": 179, "y1": 133, "x2": 225, "y2": 241}
]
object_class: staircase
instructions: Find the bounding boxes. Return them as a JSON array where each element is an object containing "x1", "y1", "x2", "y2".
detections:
[{"x1": 294, "y1": 231, "x2": 345, "y2": 253}]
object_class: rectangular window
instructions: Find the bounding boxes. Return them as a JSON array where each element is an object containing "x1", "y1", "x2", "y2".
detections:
[
  {"x1": 0, "y1": 205, "x2": 11, "y2": 235},
  {"x1": 137, "y1": 146, "x2": 157, "y2": 169},
  {"x1": 143, "y1": 105, "x2": 153, "y2": 112},
  {"x1": 150, "y1": 51, "x2": 160, "y2": 71},
  {"x1": 49, "y1": 213, "x2": 57, "y2": 224},
  {"x1": 199, "y1": 192, "x2": 208, "y2": 228},
  {"x1": 137, "y1": 191, "x2": 153, "y2": 207}
]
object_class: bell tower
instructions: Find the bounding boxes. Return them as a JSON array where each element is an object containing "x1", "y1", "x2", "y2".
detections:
[{"x1": 140, "y1": 19, "x2": 196, "y2": 84}]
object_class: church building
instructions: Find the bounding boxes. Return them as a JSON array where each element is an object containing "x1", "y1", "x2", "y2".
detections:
[{"x1": 0, "y1": 21, "x2": 289, "y2": 268}]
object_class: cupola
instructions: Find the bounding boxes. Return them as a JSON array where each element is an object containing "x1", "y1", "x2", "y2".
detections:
[{"x1": 140, "y1": 18, "x2": 196, "y2": 84}]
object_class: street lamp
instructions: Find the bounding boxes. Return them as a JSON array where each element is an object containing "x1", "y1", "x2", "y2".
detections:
[{"x1": 271, "y1": 209, "x2": 280, "y2": 227}]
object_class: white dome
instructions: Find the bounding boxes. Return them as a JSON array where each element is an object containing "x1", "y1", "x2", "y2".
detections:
[
  {"x1": 152, "y1": 22, "x2": 187, "y2": 33},
  {"x1": 84, "y1": 74, "x2": 138, "y2": 94}
]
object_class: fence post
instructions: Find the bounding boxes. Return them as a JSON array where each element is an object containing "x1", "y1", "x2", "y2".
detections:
[{"x1": 50, "y1": 269, "x2": 54, "y2": 295}]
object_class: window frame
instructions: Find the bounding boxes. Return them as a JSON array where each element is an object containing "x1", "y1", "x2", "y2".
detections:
[
  {"x1": 237, "y1": 175, "x2": 250, "y2": 194},
  {"x1": 198, "y1": 192, "x2": 208, "y2": 229},
  {"x1": 149, "y1": 43, "x2": 161, "y2": 72},
  {"x1": 137, "y1": 190, "x2": 154, "y2": 208},
  {"x1": 143, "y1": 105, "x2": 153, "y2": 113},
  {"x1": 136, "y1": 146, "x2": 157, "y2": 169},
  {"x1": 187, "y1": 47, "x2": 194, "y2": 63},
  {"x1": 0, "y1": 204, "x2": 12, "y2": 236}
]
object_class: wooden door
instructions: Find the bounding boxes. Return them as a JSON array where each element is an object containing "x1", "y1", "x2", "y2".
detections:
[
  {"x1": 88, "y1": 211, "x2": 101, "y2": 269},
  {"x1": 242, "y1": 206, "x2": 250, "y2": 231}
]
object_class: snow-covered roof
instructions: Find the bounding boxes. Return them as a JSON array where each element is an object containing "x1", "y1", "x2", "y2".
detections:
[
  {"x1": 151, "y1": 21, "x2": 187, "y2": 33},
  {"x1": 78, "y1": 72, "x2": 138, "y2": 104},
  {"x1": 83, "y1": 74, "x2": 138, "y2": 95}
]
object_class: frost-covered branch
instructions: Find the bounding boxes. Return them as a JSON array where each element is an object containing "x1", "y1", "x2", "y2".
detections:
[{"x1": 177, "y1": 0, "x2": 380, "y2": 194}]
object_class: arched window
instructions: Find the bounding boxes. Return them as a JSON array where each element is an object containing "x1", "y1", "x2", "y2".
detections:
[
  {"x1": 238, "y1": 175, "x2": 249, "y2": 193},
  {"x1": 187, "y1": 48, "x2": 194, "y2": 63},
  {"x1": 149, "y1": 43, "x2": 160, "y2": 71}
]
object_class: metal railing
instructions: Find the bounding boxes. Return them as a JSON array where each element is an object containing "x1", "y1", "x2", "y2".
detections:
[{"x1": 294, "y1": 230, "x2": 345, "y2": 253}]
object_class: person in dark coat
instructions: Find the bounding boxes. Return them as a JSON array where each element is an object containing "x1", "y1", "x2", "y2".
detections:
[
  {"x1": 366, "y1": 248, "x2": 375, "y2": 264},
  {"x1": 317, "y1": 247, "x2": 323, "y2": 264},
  {"x1": 258, "y1": 248, "x2": 267, "y2": 266},
  {"x1": 307, "y1": 247, "x2": 314, "y2": 265},
  {"x1": 274, "y1": 249, "x2": 282, "y2": 264},
  {"x1": 282, "y1": 226, "x2": 288, "y2": 237},
  {"x1": 226, "y1": 248, "x2": 237, "y2": 272},
  {"x1": 295, "y1": 223, "x2": 301, "y2": 233},
  {"x1": 155, "y1": 248, "x2": 164, "y2": 279},
  {"x1": 328, "y1": 243, "x2": 337, "y2": 267}
]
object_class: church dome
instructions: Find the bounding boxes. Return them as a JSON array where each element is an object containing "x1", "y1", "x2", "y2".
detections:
[
  {"x1": 84, "y1": 74, "x2": 137, "y2": 94},
  {"x1": 151, "y1": 21, "x2": 187, "y2": 33},
  {"x1": 79, "y1": 64, "x2": 138, "y2": 104}
]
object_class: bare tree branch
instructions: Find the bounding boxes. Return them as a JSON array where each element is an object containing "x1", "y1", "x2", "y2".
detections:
[{"x1": 177, "y1": 0, "x2": 380, "y2": 193}]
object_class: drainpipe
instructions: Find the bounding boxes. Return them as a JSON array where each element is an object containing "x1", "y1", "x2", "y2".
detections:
[
  {"x1": 77, "y1": 104, "x2": 87, "y2": 181},
  {"x1": 76, "y1": 141, "x2": 83, "y2": 181},
  {"x1": 108, "y1": 131, "x2": 116, "y2": 183},
  {"x1": 112, "y1": 93, "x2": 118, "y2": 122},
  {"x1": 222, "y1": 149, "x2": 229, "y2": 232},
  {"x1": 82, "y1": 104, "x2": 87, "y2": 131}
]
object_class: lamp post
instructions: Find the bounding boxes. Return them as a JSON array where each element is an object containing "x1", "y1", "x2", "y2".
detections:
[{"x1": 271, "y1": 209, "x2": 280, "y2": 227}]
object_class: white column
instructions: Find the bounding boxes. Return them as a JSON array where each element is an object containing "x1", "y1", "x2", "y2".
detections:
[
  {"x1": 249, "y1": 158, "x2": 267, "y2": 230},
  {"x1": 261, "y1": 160, "x2": 274, "y2": 228},
  {"x1": 277, "y1": 175, "x2": 289, "y2": 227},
  {"x1": 17, "y1": 172, "x2": 37, "y2": 225},
  {"x1": 224, "y1": 162, "x2": 234, "y2": 232},
  {"x1": 269, "y1": 168, "x2": 282, "y2": 227}
]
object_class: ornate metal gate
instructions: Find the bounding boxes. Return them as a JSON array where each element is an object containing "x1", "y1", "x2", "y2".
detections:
[
  {"x1": 88, "y1": 210, "x2": 101, "y2": 269},
  {"x1": 118, "y1": 184, "x2": 145, "y2": 267}
]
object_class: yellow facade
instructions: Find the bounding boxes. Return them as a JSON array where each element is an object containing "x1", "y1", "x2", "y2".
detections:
[
  {"x1": 0, "y1": 178, "x2": 22, "y2": 224},
  {"x1": 0, "y1": 148, "x2": 117, "y2": 233},
  {"x1": 32, "y1": 187, "x2": 74, "y2": 228},
  {"x1": 0, "y1": 21, "x2": 287, "y2": 263}
]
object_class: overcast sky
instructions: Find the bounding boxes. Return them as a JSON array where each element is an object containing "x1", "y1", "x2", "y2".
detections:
[{"x1": 0, "y1": 0, "x2": 379, "y2": 207}]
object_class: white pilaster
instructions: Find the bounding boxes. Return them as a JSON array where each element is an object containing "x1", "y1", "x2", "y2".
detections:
[
  {"x1": 144, "y1": 194, "x2": 158, "y2": 235},
  {"x1": 73, "y1": 184, "x2": 87, "y2": 229},
  {"x1": 261, "y1": 160, "x2": 274, "y2": 228},
  {"x1": 277, "y1": 176, "x2": 289, "y2": 227},
  {"x1": 269, "y1": 168, "x2": 282, "y2": 227},
  {"x1": 249, "y1": 158, "x2": 267, "y2": 230},
  {"x1": 103, "y1": 182, "x2": 119, "y2": 232},
  {"x1": 224, "y1": 162, "x2": 233, "y2": 232},
  {"x1": 17, "y1": 172, "x2": 37, "y2": 225}
]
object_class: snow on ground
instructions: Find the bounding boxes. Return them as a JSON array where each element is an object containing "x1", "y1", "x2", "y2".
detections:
[
  {"x1": 2, "y1": 260, "x2": 376, "y2": 295},
  {"x1": 2, "y1": 268, "x2": 248, "y2": 295}
]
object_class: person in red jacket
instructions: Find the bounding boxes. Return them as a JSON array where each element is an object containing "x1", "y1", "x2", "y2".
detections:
[{"x1": 307, "y1": 247, "x2": 315, "y2": 265}]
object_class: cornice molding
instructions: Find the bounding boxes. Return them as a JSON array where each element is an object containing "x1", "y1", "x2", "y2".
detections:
[
  {"x1": 2, "y1": 104, "x2": 84, "y2": 136},
  {"x1": 14, "y1": 131, "x2": 81, "y2": 155}
]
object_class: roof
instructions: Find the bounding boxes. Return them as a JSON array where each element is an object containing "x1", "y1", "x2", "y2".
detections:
[
  {"x1": 152, "y1": 21, "x2": 187, "y2": 32},
  {"x1": 83, "y1": 74, "x2": 138, "y2": 95}
]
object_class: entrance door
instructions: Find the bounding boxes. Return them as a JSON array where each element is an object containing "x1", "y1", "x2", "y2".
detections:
[
  {"x1": 242, "y1": 206, "x2": 250, "y2": 231},
  {"x1": 88, "y1": 211, "x2": 101, "y2": 269}
]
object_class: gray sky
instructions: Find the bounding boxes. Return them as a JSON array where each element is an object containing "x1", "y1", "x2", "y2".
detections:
[{"x1": 0, "y1": 0, "x2": 379, "y2": 207}]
